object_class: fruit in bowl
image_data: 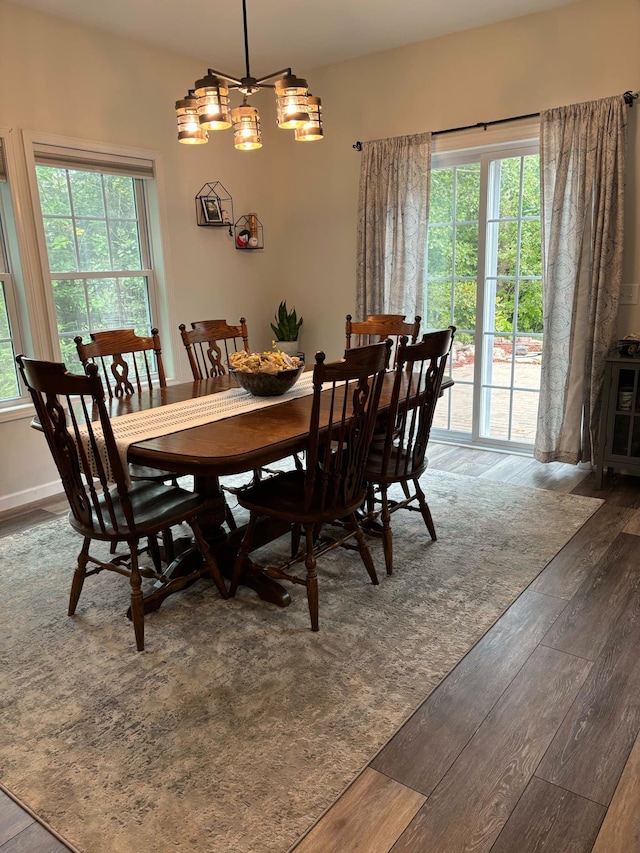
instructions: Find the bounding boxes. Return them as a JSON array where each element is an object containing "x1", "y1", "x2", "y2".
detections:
[{"x1": 229, "y1": 349, "x2": 303, "y2": 397}]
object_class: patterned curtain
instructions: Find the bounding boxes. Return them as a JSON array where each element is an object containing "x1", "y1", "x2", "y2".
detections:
[
  {"x1": 355, "y1": 132, "x2": 431, "y2": 318},
  {"x1": 534, "y1": 95, "x2": 627, "y2": 465}
]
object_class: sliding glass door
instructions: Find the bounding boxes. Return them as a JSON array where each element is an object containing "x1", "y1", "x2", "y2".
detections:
[{"x1": 427, "y1": 141, "x2": 542, "y2": 451}]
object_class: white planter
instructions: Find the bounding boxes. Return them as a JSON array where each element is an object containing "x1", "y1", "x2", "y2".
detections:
[{"x1": 277, "y1": 341, "x2": 302, "y2": 358}]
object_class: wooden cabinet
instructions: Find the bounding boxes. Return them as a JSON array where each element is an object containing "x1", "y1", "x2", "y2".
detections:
[{"x1": 596, "y1": 353, "x2": 640, "y2": 487}]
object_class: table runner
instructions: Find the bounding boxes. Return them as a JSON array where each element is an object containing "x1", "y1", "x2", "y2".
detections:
[{"x1": 82, "y1": 372, "x2": 316, "y2": 484}]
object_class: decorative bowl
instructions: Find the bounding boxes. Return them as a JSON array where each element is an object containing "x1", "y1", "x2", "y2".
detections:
[
  {"x1": 230, "y1": 365, "x2": 304, "y2": 397},
  {"x1": 617, "y1": 338, "x2": 640, "y2": 357}
]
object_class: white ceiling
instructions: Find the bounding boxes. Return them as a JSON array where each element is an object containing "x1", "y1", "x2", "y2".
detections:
[{"x1": 9, "y1": 0, "x2": 577, "y2": 75}]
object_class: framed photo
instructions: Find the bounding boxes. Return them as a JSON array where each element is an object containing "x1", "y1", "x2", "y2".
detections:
[{"x1": 201, "y1": 196, "x2": 222, "y2": 223}]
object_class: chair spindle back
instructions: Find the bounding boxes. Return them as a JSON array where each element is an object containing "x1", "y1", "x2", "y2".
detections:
[
  {"x1": 345, "y1": 314, "x2": 421, "y2": 366},
  {"x1": 306, "y1": 340, "x2": 391, "y2": 512},
  {"x1": 179, "y1": 319, "x2": 250, "y2": 380},
  {"x1": 16, "y1": 356, "x2": 134, "y2": 534},
  {"x1": 382, "y1": 327, "x2": 455, "y2": 480},
  {"x1": 74, "y1": 328, "x2": 166, "y2": 398}
]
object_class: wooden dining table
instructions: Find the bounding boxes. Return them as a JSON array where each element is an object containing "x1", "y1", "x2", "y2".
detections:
[{"x1": 106, "y1": 371, "x2": 453, "y2": 616}]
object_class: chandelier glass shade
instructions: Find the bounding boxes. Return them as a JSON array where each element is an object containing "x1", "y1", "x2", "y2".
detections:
[
  {"x1": 175, "y1": 0, "x2": 323, "y2": 150},
  {"x1": 295, "y1": 96, "x2": 323, "y2": 141},
  {"x1": 175, "y1": 95, "x2": 208, "y2": 144},
  {"x1": 274, "y1": 75, "x2": 310, "y2": 129},
  {"x1": 194, "y1": 74, "x2": 232, "y2": 130},
  {"x1": 231, "y1": 105, "x2": 262, "y2": 150}
]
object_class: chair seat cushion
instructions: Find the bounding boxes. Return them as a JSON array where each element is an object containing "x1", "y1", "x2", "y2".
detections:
[
  {"x1": 364, "y1": 447, "x2": 428, "y2": 483},
  {"x1": 237, "y1": 469, "x2": 366, "y2": 523},
  {"x1": 69, "y1": 481, "x2": 203, "y2": 539}
]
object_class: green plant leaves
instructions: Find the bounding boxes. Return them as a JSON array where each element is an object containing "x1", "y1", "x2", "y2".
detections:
[{"x1": 272, "y1": 300, "x2": 303, "y2": 341}]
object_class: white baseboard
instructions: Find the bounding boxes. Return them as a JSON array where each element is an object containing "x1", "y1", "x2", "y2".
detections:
[{"x1": 0, "y1": 480, "x2": 64, "y2": 516}]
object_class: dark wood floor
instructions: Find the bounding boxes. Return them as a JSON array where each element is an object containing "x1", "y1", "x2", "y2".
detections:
[{"x1": 2, "y1": 445, "x2": 640, "y2": 852}]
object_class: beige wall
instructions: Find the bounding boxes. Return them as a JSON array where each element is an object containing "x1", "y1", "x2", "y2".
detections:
[
  {"x1": 1, "y1": 0, "x2": 639, "y2": 510},
  {"x1": 0, "y1": 0, "x2": 281, "y2": 508},
  {"x1": 270, "y1": 0, "x2": 640, "y2": 359}
]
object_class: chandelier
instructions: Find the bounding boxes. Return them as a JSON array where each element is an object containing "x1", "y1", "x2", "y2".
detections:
[{"x1": 175, "y1": 0, "x2": 323, "y2": 150}]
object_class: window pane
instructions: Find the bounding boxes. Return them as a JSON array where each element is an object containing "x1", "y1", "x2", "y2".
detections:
[
  {"x1": 425, "y1": 280, "x2": 452, "y2": 328},
  {"x1": 498, "y1": 158, "x2": 522, "y2": 219},
  {"x1": 455, "y1": 164, "x2": 480, "y2": 221},
  {"x1": 483, "y1": 386, "x2": 511, "y2": 440},
  {"x1": 68, "y1": 170, "x2": 105, "y2": 217},
  {"x1": 0, "y1": 161, "x2": 25, "y2": 403},
  {"x1": 449, "y1": 379, "x2": 474, "y2": 434},
  {"x1": 60, "y1": 335, "x2": 83, "y2": 369},
  {"x1": 36, "y1": 166, "x2": 71, "y2": 216},
  {"x1": 52, "y1": 279, "x2": 88, "y2": 334},
  {"x1": 522, "y1": 155, "x2": 541, "y2": 216},
  {"x1": 513, "y1": 336, "x2": 542, "y2": 390},
  {"x1": 43, "y1": 218, "x2": 78, "y2": 272},
  {"x1": 86, "y1": 278, "x2": 122, "y2": 329},
  {"x1": 430, "y1": 170, "x2": 453, "y2": 222},
  {"x1": 120, "y1": 277, "x2": 151, "y2": 326},
  {"x1": 104, "y1": 174, "x2": 136, "y2": 219},
  {"x1": 0, "y1": 340, "x2": 19, "y2": 400},
  {"x1": 455, "y1": 224, "x2": 478, "y2": 276},
  {"x1": 427, "y1": 224, "x2": 453, "y2": 277},
  {"x1": 511, "y1": 390, "x2": 539, "y2": 442},
  {"x1": 493, "y1": 280, "x2": 516, "y2": 333},
  {"x1": 76, "y1": 218, "x2": 110, "y2": 271},
  {"x1": 519, "y1": 219, "x2": 542, "y2": 276},
  {"x1": 0, "y1": 279, "x2": 10, "y2": 338},
  {"x1": 496, "y1": 221, "x2": 518, "y2": 277},
  {"x1": 109, "y1": 220, "x2": 142, "y2": 269},
  {"x1": 452, "y1": 280, "x2": 476, "y2": 330},
  {"x1": 86, "y1": 276, "x2": 151, "y2": 331},
  {"x1": 517, "y1": 281, "x2": 544, "y2": 333}
]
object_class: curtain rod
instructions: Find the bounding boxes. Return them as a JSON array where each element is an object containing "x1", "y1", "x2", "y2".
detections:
[{"x1": 352, "y1": 91, "x2": 639, "y2": 150}]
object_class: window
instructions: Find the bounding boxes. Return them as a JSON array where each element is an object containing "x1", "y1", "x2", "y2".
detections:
[
  {"x1": 32, "y1": 144, "x2": 158, "y2": 369},
  {"x1": 0, "y1": 137, "x2": 24, "y2": 404},
  {"x1": 427, "y1": 136, "x2": 542, "y2": 450}
]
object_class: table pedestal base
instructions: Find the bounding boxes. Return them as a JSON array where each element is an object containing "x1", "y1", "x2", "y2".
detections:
[{"x1": 133, "y1": 516, "x2": 293, "y2": 617}]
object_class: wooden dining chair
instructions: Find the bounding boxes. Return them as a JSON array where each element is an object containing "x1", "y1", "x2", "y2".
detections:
[
  {"x1": 229, "y1": 339, "x2": 392, "y2": 631},
  {"x1": 345, "y1": 313, "x2": 421, "y2": 366},
  {"x1": 180, "y1": 317, "x2": 299, "y2": 493},
  {"x1": 179, "y1": 318, "x2": 249, "y2": 380},
  {"x1": 16, "y1": 355, "x2": 228, "y2": 651},
  {"x1": 364, "y1": 326, "x2": 455, "y2": 575},
  {"x1": 74, "y1": 327, "x2": 186, "y2": 552},
  {"x1": 74, "y1": 327, "x2": 167, "y2": 398}
]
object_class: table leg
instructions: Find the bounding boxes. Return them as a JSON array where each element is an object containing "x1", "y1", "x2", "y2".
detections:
[{"x1": 135, "y1": 474, "x2": 292, "y2": 615}]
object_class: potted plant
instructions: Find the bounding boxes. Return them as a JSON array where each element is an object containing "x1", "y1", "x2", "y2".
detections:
[{"x1": 271, "y1": 301, "x2": 303, "y2": 356}]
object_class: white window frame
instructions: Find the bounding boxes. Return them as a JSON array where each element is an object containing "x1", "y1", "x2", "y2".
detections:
[
  {"x1": 429, "y1": 121, "x2": 541, "y2": 452},
  {"x1": 0, "y1": 129, "x2": 31, "y2": 416},
  {"x1": 20, "y1": 131, "x2": 175, "y2": 373},
  {"x1": 24, "y1": 134, "x2": 161, "y2": 366}
]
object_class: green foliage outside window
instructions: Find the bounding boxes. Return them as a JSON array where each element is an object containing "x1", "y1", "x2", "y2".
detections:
[
  {"x1": 427, "y1": 155, "x2": 543, "y2": 338},
  {"x1": 0, "y1": 282, "x2": 19, "y2": 400},
  {"x1": 36, "y1": 166, "x2": 152, "y2": 366}
]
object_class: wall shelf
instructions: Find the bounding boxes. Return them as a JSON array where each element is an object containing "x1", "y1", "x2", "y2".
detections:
[
  {"x1": 195, "y1": 182, "x2": 233, "y2": 235},
  {"x1": 234, "y1": 213, "x2": 263, "y2": 250}
]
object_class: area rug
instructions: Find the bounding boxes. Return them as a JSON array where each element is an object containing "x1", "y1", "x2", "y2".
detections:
[{"x1": 0, "y1": 471, "x2": 601, "y2": 853}]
